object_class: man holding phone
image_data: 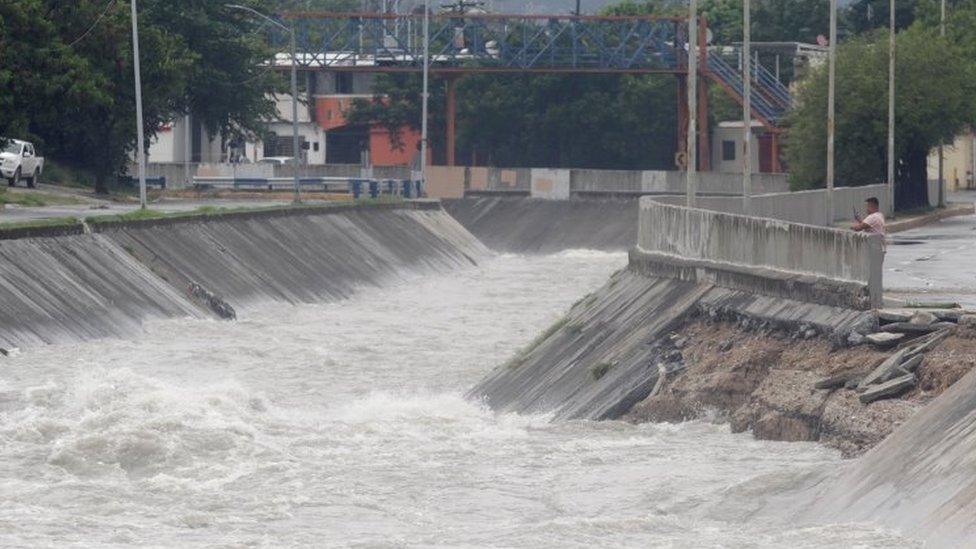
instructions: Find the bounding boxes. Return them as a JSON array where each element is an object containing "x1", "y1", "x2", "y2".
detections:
[{"x1": 851, "y1": 197, "x2": 887, "y2": 251}]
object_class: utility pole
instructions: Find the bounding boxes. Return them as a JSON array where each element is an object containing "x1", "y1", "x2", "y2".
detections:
[
  {"x1": 421, "y1": 0, "x2": 430, "y2": 189},
  {"x1": 225, "y1": 5, "x2": 301, "y2": 203},
  {"x1": 575, "y1": 0, "x2": 581, "y2": 16},
  {"x1": 687, "y1": 0, "x2": 698, "y2": 208},
  {"x1": 289, "y1": 24, "x2": 301, "y2": 203},
  {"x1": 130, "y1": 0, "x2": 147, "y2": 209},
  {"x1": 826, "y1": 0, "x2": 837, "y2": 225},
  {"x1": 742, "y1": 0, "x2": 752, "y2": 215},
  {"x1": 938, "y1": 0, "x2": 946, "y2": 208},
  {"x1": 887, "y1": 0, "x2": 896, "y2": 215},
  {"x1": 184, "y1": 114, "x2": 192, "y2": 187}
]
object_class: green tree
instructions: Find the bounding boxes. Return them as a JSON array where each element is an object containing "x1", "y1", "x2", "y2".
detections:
[
  {"x1": 0, "y1": 0, "x2": 282, "y2": 192},
  {"x1": 785, "y1": 27, "x2": 975, "y2": 209}
]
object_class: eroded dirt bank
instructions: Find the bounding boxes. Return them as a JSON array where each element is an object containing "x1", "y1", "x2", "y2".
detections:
[{"x1": 626, "y1": 313, "x2": 976, "y2": 457}]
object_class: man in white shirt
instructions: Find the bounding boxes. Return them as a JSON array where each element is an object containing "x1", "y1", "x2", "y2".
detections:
[{"x1": 851, "y1": 197, "x2": 887, "y2": 251}]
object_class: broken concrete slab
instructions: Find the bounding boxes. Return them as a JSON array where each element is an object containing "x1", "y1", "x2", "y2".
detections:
[
  {"x1": 960, "y1": 315, "x2": 976, "y2": 327},
  {"x1": 865, "y1": 332, "x2": 906, "y2": 348},
  {"x1": 878, "y1": 310, "x2": 913, "y2": 324},
  {"x1": 816, "y1": 371, "x2": 862, "y2": 390},
  {"x1": 859, "y1": 374, "x2": 916, "y2": 404},
  {"x1": 860, "y1": 349, "x2": 910, "y2": 389},
  {"x1": 904, "y1": 301, "x2": 961, "y2": 309},
  {"x1": 900, "y1": 354, "x2": 925, "y2": 374},
  {"x1": 909, "y1": 311, "x2": 938, "y2": 326},
  {"x1": 884, "y1": 322, "x2": 954, "y2": 335}
]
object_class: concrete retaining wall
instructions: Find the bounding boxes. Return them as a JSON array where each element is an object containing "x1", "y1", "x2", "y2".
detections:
[
  {"x1": 636, "y1": 198, "x2": 883, "y2": 309},
  {"x1": 530, "y1": 169, "x2": 571, "y2": 200},
  {"x1": 443, "y1": 197, "x2": 638, "y2": 253},
  {"x1": 571, "y1": 170, "x2": 790, "y2": 196},
  {"x1": 802, "y1": 365, "x2": 976, "y2": 546},
  {"x1": 0, "y1": 203, "x2": 487, "y2": 348},
  {"x1": 656, "y1": 183, "x2": 892, "y2": 226}
]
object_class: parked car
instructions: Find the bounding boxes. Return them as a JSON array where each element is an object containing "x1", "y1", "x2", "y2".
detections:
[
  {"x1": 257, "y1": 156, "x2": 295, "y2": 166},
  {"x1": 1, "y1": 139, "x2": 44, "y2": 188}
]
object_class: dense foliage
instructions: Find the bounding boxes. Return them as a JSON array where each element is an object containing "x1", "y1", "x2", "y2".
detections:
[
  {"x1": 0, "y1": 0, "x2": 282, "y2": 192},
  {"x1": 786, "y1": 2, "x2": 976, "y2": 208}
]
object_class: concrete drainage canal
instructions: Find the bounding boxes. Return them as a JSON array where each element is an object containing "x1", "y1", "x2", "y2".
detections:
[{"x1": 0, "y1": 200, "x2": 972, "y2": 547}]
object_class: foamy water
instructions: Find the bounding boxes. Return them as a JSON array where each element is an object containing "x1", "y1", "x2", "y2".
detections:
[{"x1": 0, "y1": 251, "x2": 916, "y2": 547}]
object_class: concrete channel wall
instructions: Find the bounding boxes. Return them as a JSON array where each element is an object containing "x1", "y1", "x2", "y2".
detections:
[
  {"x1": 635, "y1": 198, "x2": 884, "y2": 309},
  {"x1": 470, "y1": 196, "x2": 882, "y2": 420},
  {"x1": 456, "y1": 167, "x2": 790, "y2": 198},
  {"x1": 0, "y1": 202, "x2": 487, "y2": 348}
]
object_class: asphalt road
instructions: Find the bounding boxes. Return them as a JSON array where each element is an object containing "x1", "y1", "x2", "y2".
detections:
[{"x1": 885, "y1": 192, "x2": 976, "y2": 307}]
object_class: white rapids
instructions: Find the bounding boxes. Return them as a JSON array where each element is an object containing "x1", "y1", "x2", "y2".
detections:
[{"x1": 0, "y1": 251, "x2": 916, "y2": 547}]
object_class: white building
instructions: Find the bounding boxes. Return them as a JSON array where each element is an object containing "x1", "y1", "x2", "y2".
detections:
[{"x1": 146, "y1": 71, "x2": 376, "y2": 167}]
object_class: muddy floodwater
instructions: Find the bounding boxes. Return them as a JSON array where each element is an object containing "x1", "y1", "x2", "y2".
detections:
[{"x1": 0, "y1": 251, "x2": 916, "y2": 547}]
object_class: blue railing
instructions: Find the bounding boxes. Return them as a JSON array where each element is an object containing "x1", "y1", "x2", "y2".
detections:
[{"x1": 192, "y1": 176, "x2": 424, "y2": 198}]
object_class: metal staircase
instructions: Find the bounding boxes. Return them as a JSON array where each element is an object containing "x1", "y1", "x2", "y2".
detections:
[{"x1": 704, "y1": 51, "x2": 793, "y2": 128}]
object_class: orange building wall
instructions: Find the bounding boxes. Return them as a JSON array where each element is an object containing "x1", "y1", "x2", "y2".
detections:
[
  {"x1": 315, "y1": 96, "x2": 361, "y2": 131},
  {"x1": 315, "y1": 95, "x2": 422, "y2": 167},
  {"x1": 369, "y1": 126, "x2": 422, "y2": 167}
]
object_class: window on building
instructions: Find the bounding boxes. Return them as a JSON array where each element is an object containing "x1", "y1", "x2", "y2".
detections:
[
  {"x1": 336, "y1": 73, "x2": 354, "y2": 94},
  {"x1": 722, "y1": 140, "x2": 737, "y2": 162},
  {"x1": 264, "y1": 134, "x2": 307, "y2": 158}
]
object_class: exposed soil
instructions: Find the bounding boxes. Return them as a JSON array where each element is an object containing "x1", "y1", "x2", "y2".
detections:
[{"x1": 625, "y1": 317, "x2": 976, "y2": 457}]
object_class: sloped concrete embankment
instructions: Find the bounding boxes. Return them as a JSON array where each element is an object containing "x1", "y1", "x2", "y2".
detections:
[
  {"x1": 0, "y1": 202, "x2": 487, "y2": 348},
  {"x1": 797, "y1": 356, "x2": 976, "y2": 546},
  {"x1": 443, "y1": 197, "x2": 638, "y2": 253},
  {"x1": 97, "y1": 202, "x2": 486, "y2": 311},
  {"x1": 470, "y1": 198, "x2": 883, "y2": 421},
  {"x1": 0, "y1": 234, "x2": 203, "y2": 348}
]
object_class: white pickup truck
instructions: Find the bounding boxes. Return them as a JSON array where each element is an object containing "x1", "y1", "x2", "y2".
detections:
[{"x1": 1, "y1": 139, "x2": 44, "y2": 188}]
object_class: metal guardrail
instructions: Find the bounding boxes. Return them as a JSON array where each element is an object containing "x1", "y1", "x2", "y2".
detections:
[{"x1": 191, "y1": 176, "x2": 425, "y2": 198}]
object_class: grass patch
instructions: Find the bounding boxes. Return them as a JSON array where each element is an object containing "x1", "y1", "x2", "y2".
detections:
[
  {"x1": 86, "y1": 208, "x2": 169, "y2": 224},
  {"x1": 590, "y1": 362, "x2": 614, "y2": 381},
  {"x1": 506, "y1": 317, "x2": 570, "y2": 370},
  {"x1": 0, "y1": 189, "x2": 87, "y2": 207},
  {"x1": 0, "y1": 216, "x2": 82, "y2": 231}
]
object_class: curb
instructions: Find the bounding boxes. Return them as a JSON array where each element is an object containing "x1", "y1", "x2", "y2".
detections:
[{"x1": 888, "y1": 204, "x2": 975, "y2": 234}]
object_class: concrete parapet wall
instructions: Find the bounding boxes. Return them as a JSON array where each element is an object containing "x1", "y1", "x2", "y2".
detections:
[
  {"x1": 636, "y1": 198, "x2": 883, "y2": 309},
  {"x1": 530, "y1": 169, "x2": 571, "y2": 200},
  {"x1": 655, "y1": 183, "x2": 892, "y2": 226},
  {"x1": 571, "y1": 170, "x2": 790, "y2": 196}
]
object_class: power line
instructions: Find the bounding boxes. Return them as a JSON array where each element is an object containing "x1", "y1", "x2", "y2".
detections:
[{"x1": 68, "y1": 0, "x2": 119, "y2": 48}]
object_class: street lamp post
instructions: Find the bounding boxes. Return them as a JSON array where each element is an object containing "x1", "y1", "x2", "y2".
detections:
[
  {"x1": 826, "y1": 0, "x2": 837, "y2": 225},
  {"x1": 130, "y1": 0, "x2": 148, "y2": 209},
  {"x1": 687, "y1": 0, "x2": 698, "y2": 208},
  {"x1": 421, "y1": 0, "x2": 430, "y2": 191},
  {"x1": 887, "y1": 0, "x2": 896, "y2": 215},
  {"x1": 742, "y1": 0, "x2": 752, "y2": 215},
  {"x1": 226, "y1": 4, "x2": 301, "y2": 204},
  {"x1": 938, "y1": 0, "x2": 946, "y2": 208}
]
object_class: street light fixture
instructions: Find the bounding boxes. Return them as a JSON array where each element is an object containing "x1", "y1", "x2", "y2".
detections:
[{"x1": 226, "y1": 4, "x2": 302, "y2": 204}]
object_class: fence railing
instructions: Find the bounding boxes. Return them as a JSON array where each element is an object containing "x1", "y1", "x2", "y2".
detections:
[{"x1": 191, "y1": 176, "x2": 424, "y2": 199}]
